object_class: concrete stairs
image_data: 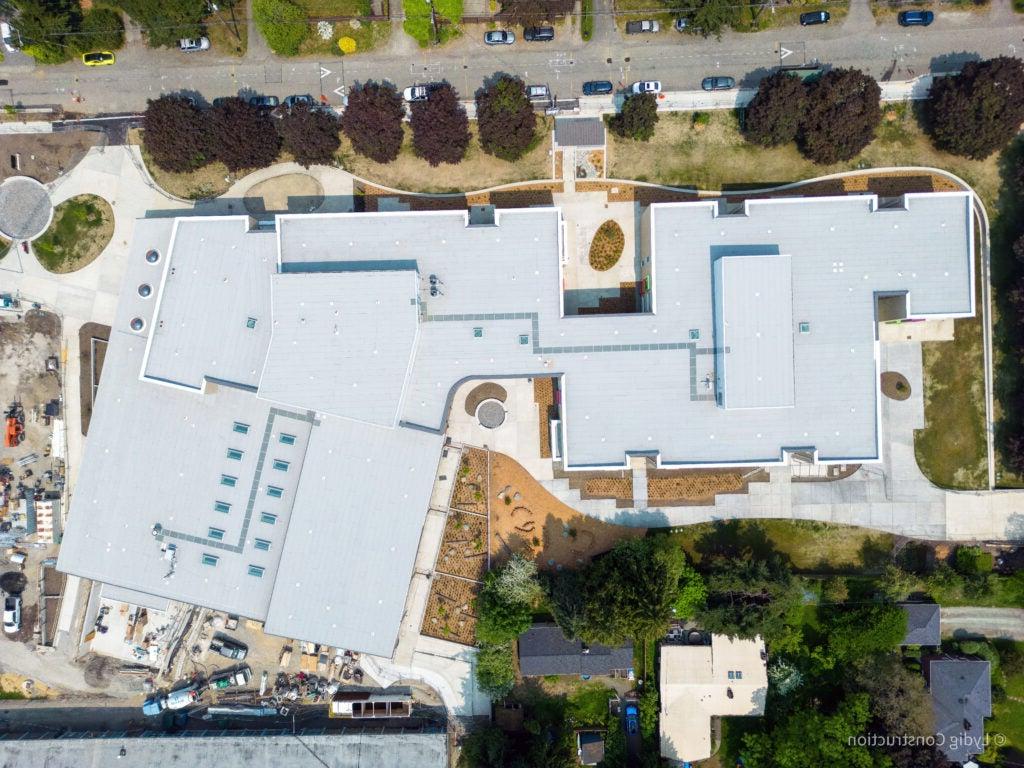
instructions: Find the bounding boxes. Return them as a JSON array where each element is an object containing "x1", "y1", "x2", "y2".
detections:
[{"x1": 538, "y1": 476, "x2": 622, "y2": 520}]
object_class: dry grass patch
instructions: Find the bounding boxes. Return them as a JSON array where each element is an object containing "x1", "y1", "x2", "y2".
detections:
[
  {"x1": 588, "y1": 220, "x2": 625, "y2": 271},
  {"x1": 129, "y1": 128, "x2": 233, "y2": 200},
  {"x1": 339, "y1": 120, "x2": 553, "y2": 193}
]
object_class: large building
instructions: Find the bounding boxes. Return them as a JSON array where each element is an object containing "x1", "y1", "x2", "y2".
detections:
[{"x1": 58, "y1": 192, "x2": 974, "y2": 658}]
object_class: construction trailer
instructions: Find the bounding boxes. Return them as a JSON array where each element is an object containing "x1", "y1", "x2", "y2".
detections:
[{"x1": 328, "y1": 691, "x2": 413, "y2": 719}]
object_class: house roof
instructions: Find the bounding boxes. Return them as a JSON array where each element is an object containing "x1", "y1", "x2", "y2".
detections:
[
  {"x1": 577, "y1": 730, "x2": 606, "y2": 765},
  {"x1": 660, "y1": 636, "x2": 768, "y2": 763},
  {"x1": 554, "y1": 117, "x2": 606, "y2": 148},
  {"x1": 517, "y1": 623, "x2": 633, "y2": 677},
  {"x1": 899, "y1": 603, "x2": 941, "y2": 646},
  {"x1": 929, "y1": 658, "x2": 992, "y2": 763}
]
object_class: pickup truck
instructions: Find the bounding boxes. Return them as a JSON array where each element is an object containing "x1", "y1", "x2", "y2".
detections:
[
  {"x1": 625, "y1": 19, "x2": 660, "y2": 33},
  {"x1": 209, "y1": 666, "x2": 252, "y2": 690}
]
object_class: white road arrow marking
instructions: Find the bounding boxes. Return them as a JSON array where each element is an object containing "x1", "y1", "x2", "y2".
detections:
[
  {"x1": 320, "y1": 66, "x2": 332, "y2": 79},
  {"x1": 779, "y1": 46, "x2": 794, "y2": 60}
]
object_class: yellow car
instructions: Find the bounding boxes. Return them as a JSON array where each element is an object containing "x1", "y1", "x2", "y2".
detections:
[{"x1": 81, "y1": 51, "x2": 115, "y2": 67}]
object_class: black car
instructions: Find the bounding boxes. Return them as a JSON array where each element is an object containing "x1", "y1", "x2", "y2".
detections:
[
  {"x1": 897, "y1": 9, "x2": 934, "y2": 25},
  {"x1": 523, "y1": 26, "x2": 554, "y2": 41},
  {"x1": 582, "y1": 80, "x2": 614, "y2": 96},
  {"x1": 701, "y1": 76, "x2": 735, "y2": 92},
  {"x1": 799, "y1": 10, "x2": 829, "y2": 24},
  {"x1": 249, "y1": 95, "x2": 280, "y2": 110}
]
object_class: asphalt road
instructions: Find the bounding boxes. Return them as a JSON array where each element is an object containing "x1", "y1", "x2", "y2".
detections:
[
  {"x1": 0, "y1": 0, "x2": 1022, "y2": 115},
  {"x1": 940, "y1": 607, "x2": 1024, "y2": 641}
]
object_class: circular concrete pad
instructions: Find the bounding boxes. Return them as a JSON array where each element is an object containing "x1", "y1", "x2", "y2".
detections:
[
  {"x1": 0, "y1": 176, "x2": 53, "y2": 240},
  {"x1": 477, "y1": 399, "x2": 506, "y2": 429}
]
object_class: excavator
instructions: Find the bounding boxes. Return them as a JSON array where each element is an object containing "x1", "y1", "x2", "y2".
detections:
[{"x1": 4, "y1": 403, "x2": 24, "y2": 448}]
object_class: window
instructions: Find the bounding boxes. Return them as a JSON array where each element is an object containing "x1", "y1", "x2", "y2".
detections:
[
  {"x1": 689, "y1": 328, "x2": 700, "y2": 341},
  {"x1": 266, "y1": 485, "x2": 283, "y2": 499},
  {"x1": 473, "y1": 327, "x2": 483, "y2": 338},
  {"x1": 248, "y1": 565, "x2": 265, "y2": 578},
  {"x1": 799, "y1": 321, "x2": 811, "y2": 334},
  {"x1": 214, "y1": 501, "x2": 231, "y2": 514},
  {"x1": 260, "y1": 512, "x2": 277, "y2": 525},
  {"x1": 226, "y1": 448, "x2": 243, "y2": 461},
  {"x1": 254, "y1": 538, "x2": 271, "y2": 552},
  {"x1": 201, "y1": 553, "x2": 219, "y2": 567},
  {"x1": 246, "y1": 317, "x2": 257, "y2": 330},
  {"x1": 208, "y1": 527, "x2": 225, "y2": 541},
  {"x1": 272, "y1": 459, "x2": 289, "y2": 472},
  {"x1": 519, "y1": 334, "x2": 529, "y2": 345},
  {"x1": 279, "y1": 433, "x2": 296, "y2": 446},
  {"x1": 220, "y1": 474, "x2": 238, "y2": 487},
  {"x1": 727, "y1": 670, "x2": 744, "y2": 680},
  {"x1": 735, "y1": 670, "x2": 743, "y2": 680},
  {"x1": 233, "y1": 422, "x2": 250, "y2": 435}
]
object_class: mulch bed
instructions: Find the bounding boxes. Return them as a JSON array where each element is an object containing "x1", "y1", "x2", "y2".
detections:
[
  {"x1": 464, "y1": 382, "x2": 508, "y2": 416},
  {"x1": 533, "y1": 377, "x2": 556, "y2": 459},
  {"x1": 881, "y1": 371, "x2": 912, "y2": 401},
  {"x1": 435, "y1": 510, "x2": 489, "y2": 581},
  {"x1": 77, "y1": 322, "x2": 110, "y2": 436},
  {"x1": 451, "y1": 448, "x2": 489, "y2": 514},
  {"x1": 420, "y1": 574, "x2": 479, "y2": 646},
  {"x1": 588, "y1": 219, "x2": 625, "y2": 271}
]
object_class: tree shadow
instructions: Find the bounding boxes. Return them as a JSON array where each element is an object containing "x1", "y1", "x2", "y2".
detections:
[
  {"x1": 927, "y1": 51, "x2": 982, "y2": 76},
  {"x1": 691, "y1": 520, "x2": 783, "y2": 564}
]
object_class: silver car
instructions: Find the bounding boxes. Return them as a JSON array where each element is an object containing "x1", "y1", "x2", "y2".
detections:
[{"x1": 484, "y1": 30, "x2": 515, "y2": 45}]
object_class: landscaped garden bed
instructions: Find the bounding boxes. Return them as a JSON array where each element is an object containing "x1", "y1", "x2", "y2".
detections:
[
  {"x1": 34, "y1": 194, "x2": 113, "y2": 273},
  {"x1": 588, "y1": 220, "x2": 625, "y2": 271},
  {"x1": 452, "y1": 448, "x2": 489, "y2": 514},
  {"x1": 420, "y1": 573, "x2": 478, "y2": 645},
  {"x1": 436, "y1": 510, "x2": 488, "y2": 580}
]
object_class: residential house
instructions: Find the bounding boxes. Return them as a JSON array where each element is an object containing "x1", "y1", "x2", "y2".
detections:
[
  {"x1": 898, "y1": 602, "x2": 941, "y2": 646},
  {"x1": 576, "y1": 730, "x2": 605, "y2": 766},
  {"x1": 518, "y1": 623, "x2": 633, "y2": 677},
  {"x1": 927, "y1": 657, "x2": 992, "y2": 764}
]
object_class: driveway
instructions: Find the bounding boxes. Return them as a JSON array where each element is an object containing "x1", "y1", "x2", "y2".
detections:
[{"x1": 940, "y1": 607, "x2": 1024, "y2": 641}]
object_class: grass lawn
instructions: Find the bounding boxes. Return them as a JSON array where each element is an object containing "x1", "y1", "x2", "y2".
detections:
[
  {"x1": 978, "y1": 641, "x2": 1024, "y2": 765},
  {"x1": 33, "y1": 195, "x2": 113, "y2": 274},
  {"x1": 662, "y1": 520, "x2": 895, "y2": 573},
  {"x1": 205, "y1": 2, "x2": 248, "y2": 56},
  {"x1": 298, "y1": 18, "x2": 390, "y2": 55},
  {"x1": 293, "y1": 0, "x2": 371, "y2": 14},
  {"x1": 567, "y1": 683, "x2": 618, "y2": 725},
  {"x1": 338, "y1": 120, "x2": 552, "y2": 192}
]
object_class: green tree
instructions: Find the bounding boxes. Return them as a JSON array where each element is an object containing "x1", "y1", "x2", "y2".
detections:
[
  {"x1": 927, "y1": 57, "x2": 1024, "y2": 159},
  {"x1": 674, "y1": 558, "x2": 707, "y2": 618},
  {"x1": 475, "y1": 641, "x2": 516, "y2": 698},
  {"x1": 741, "y1": 692, "x2": 884, "y2": 768},
  {"x1": 252, "y1": 0, "x2": 308, "y2": 56},
  {"x1": 697, "y1": 553, "x2": 803, "y2": 644},
  {"x1": 799, "y1": 68, "x2": 881, "y2": 164},
  {"x1": 10, "y1": 0, "x2": 77, "y2": 63},
  {"x1": 744, "y1": 71, "x2": 807, "y2": 148},
  {"x1": 279, "y1": 103, "x2": 341, "y2": 168},
  {"x1": 458, "y1": 722, "x2": 509, "y2": 768},
  {"x1": 608, "y1": 93, "x2": 659, "y2": 142},
  {"x1": 878, "y1": 563, "x2": 917, "y2": 601},
  {"x1": 476, "y1": 75, "x2": 537, "y2": 161},
  {"x1": 476, "y1": 565, "x2": 534, "y2": 645},
  {"x1": 209, "y1": 97, "x2": 281, "y2": 172},
  {"x1": 490, "y1": 552, "x2": 542, "y2": 605},
  {"x1": 849, "y1": 653, "x2": 934, "y2": 739},
  {"x1": 580, "y1": 537, "x2": 699, "y2": 644},
  {"x1": 953, "y1": 545, "x2": 994, "y2": 576},
  {"x1": 142, "y1": 95, "x2": 213, "y2": 173},
  {"x1": 676, "y1": 0, "x2": 740, "y2": 37},
  {"x1": 823, "y1": 604, "x2": 907, "y2": 665},
  {"x1": 821, "y1": 576, "x2": 849, "y2": 604},
  {"x1": 111, "y1": 0, "x2": 206, "y2": 48},
  {"x1": 77, "y1": 8, "x2": 125, "y2": 51},
  {"x1": 544, "y1": 569, "x2": 588, "y2": 640},
  {"x1": 340, "y1": 81, "x2": 406, "y2": 163},
  {"x1": 410, "y1": 83, "x2": 471, "y2": 166}
]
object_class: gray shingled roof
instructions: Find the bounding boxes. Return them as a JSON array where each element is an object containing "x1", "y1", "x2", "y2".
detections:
[
  {"x1": 929, "y1": 658, "x2": 992, "y2": 764},
  {"x1": 899, "y1": 603, "x2": 941, "y2": 646},
  {"x1": 578, "y1": 731, "x2": 606, "y2": 765},
  {"x1": 518, "y1": 623, "x2": 633, "y2": 676},
  {"x1": 554, "y1": 117, "x2": 605, "y2": 148}
]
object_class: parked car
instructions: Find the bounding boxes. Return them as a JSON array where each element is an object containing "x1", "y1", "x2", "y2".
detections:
[
  {"x1": 582, "y1": 80, "x2": 614, "y2": 96},
  {"x1": 249, "y1": 95, "x2": 280, "y2": 110},
  {"x1": 673, "y1": 17, "x2": 689, "y2": 31},
  {"x1": 484, "y1": 30, "x2": 515, "y2": 45},
  {"x1": 799, "y1": 10, "x2": 830, "y2": 24},
  {"x1": 527, "y1": 84, "x2": 550, "y2": 100},
  {"x1": 523, "y1": 26, "x2": 555, "y2": 41},
  {"x1": 631, "y1": 80, "x2": 662, "y2": 95},
  {"x1": 209, "y1": 665, "x2": 252, "y2": 689},
  {"x1": 897, "y1": 9, "x2": 934, "y2": 25},
  {"x1": 701, "y1": 75, "x2": 735, "y2": 91},
  {"x1": 179, "y1": 37, "x2": 210, "y2": 52},
  {"x1": 403, "y1": 83, "x2": 438, "y2": 102},
  {"x1": 283, "y1": 94, "x2": 315, "y2": 110},
  {"x1": 81, "y1": 51, "x2": 115, "y2": 67},
  {"x1": 2, "y1": 595, "x2": 19, "y2": 634},
  {"x1": 142, "y1": 694, "x2": 168, "y2": 716},
  {"x1": 625, "y1": 703, "x2": 639, "y2": 734},
  {"x1": 166, "y1": 683, "x2": 200, "y2": 710},
  {"x1": 625, "y1": 19, "x2": 660, "y2": 33},
  {"x1": 0, "y1": 22, "x2": 17, "y2": 53},
  {"x1": 209, "y1": 635, "x2": 248, "y2": 660}
]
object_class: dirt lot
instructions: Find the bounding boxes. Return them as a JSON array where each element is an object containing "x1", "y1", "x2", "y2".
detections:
[
  {"x1": 0, "y1": 132, "x2": 104, "y2": 184},
  {"x1": 0, "y1": 312, "x2": 63, "y2": 488},
  {"x1": 489, "y1": 452, "x2": 645, "y2": 570}
]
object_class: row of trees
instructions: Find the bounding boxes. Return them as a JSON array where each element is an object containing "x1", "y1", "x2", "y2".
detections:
[
  {"x1": 11, "y1": 0, "x2": 124, "y2": 63},
  {"x1": 744, "y1": 57, "x2": 1024, "y2": 164},
  {"x1": 142, "y1": 95, "x2": 341, "y2": 173}
]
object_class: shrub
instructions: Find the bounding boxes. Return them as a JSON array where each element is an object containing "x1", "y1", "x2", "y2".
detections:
[
  {"x1": 111, "y1": 0, "x2": 206, "y2": 48},
  {"x1": 280, "y1": 104, "x2": 341, "y2": 167},
  {"x1": 475, "y1": 559, "x2": 536, "y2": 644},
  {"x1": 77, "y1": 8, "x2": 125, "y2": 52},
  {"x1": 608, "y1": 93, "x2": 659, "y2": 142},
  {"x1": 410, "y1": 83, "x2": 471, "y2": 166},
  {"x1": 476, "y1": 75, "x2": 537, "y2": 161},
  {"x1": 799, "y1": 68, "x2": 881, "y2": 164},
  {"x1": 954, "y1": 545, "x2": 994, "y2": 576},
  {"x1": 210, "y1": 97, "x2": 281, "y2": 172},
  {"x1": 475, "y1": 641, "x2": 516, "y2": 698},
  {"x1": 499, "y1": 0, "x2": 573, "y2": 25},
  {"x1": 340, "y1": 81, "x2": 406, "y2": 163},
  {"x1": 744, "y1": 71, "x2": 807, "y2": 148},
  {"x1": 253, "y1": 0, "x2": 308, "y2": 56},
  {"x1": 142, "y1": 95, "x2": 213, "y2": 173},
  {"x1": 11, "y1": 0, "x2": 77, "y2": 63},
  {"x1": 588, "y1": 220, "x2": 624, "y2": 271},
  {"x1": 821, "y1": 576, "x2": 849, "y2": 604},
  {"x1": 677, "y1": 0, "x2": 740, "y2": 38},
  {"x1": 926, "y1": 57, "x2": 1024, "y2": 159}
]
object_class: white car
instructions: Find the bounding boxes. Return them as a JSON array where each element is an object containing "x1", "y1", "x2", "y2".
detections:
[
  {"x1": 403, "y1": 84, "x2": 433, "y2": 102},
  {"x1": 0, "y1": 22, "x2": 17, "y2": 53},
  {"x1": 179, "y1": 37, "x2": 210, "y2": 52},
  {"x1": 3, "y1": 595, "x2": 20, "y2": 635},
  {"x1": 631, "y1": 80, "x2": 662, "y2": 95}
]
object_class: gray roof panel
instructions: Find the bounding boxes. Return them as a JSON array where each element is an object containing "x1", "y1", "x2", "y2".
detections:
[{"x1": 555, "y1": 117, "x2": 606, "y2": 147}]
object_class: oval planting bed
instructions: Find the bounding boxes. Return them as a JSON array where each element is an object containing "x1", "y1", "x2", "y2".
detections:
[
  {"x1": 881, "y1": 371, "x2": 911, "y2": 401},
  {"x1": 588, "y1": 219, "x2": 625, "y2": 271},
  {"x1": 34, "y1": 194, "x2": 113, "y2": 274}
]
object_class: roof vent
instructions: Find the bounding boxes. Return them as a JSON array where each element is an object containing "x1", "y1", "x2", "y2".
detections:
[
  {"x1": 129, "y1": 317, "x2": 145, "y2": 332},
  {"x1": 138, "y1": 283, "x2": 152, "y2": 298},
  {"x1": 145, "y1": 249, "x2": 160, "y2": 264}
]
